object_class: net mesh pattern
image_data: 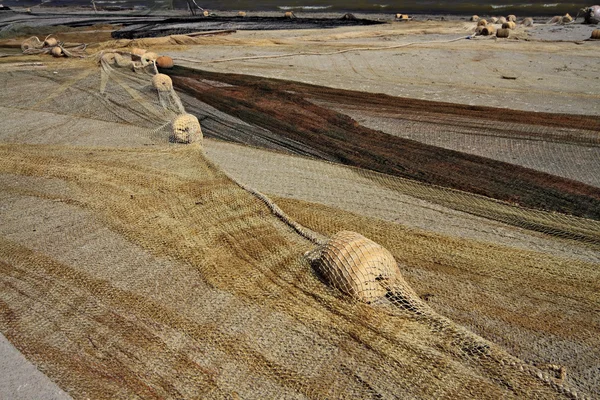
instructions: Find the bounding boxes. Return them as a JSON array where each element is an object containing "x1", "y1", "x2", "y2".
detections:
[
  {"x1": 307, "y1": 231, "x2": 428, "y2": 310},
  {"x1": 0, "y1": 39, "x2": 597, "y2": 400}
]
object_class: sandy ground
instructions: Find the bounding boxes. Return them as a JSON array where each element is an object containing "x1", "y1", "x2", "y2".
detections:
[{"x1": 0, "y1": 333, "x2": 71, "y2": 400}]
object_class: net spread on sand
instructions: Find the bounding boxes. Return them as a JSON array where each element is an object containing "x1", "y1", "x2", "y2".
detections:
[{"x1": 0, "y1": 36, "x2": 598, "y2": 400}]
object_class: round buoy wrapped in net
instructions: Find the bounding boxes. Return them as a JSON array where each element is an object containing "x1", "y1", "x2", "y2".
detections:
[
  {"x1": 498, "y1": 16, "x2": 507, "y2": 24},
  {"x1": 238, "y1": 11, "x2": 246, "y2": 17},
  {"x1": 156, "y1": 56, "x2": 174, "y2": 69},
  {"x1": 497, "y1": 28, "x2": 510, "y2": 38},
  {"x1": 592, "y1": 29, "x2": 600, "y2": 39},
  {"x1": 203, "y1": 10, "x2": 209, "y2": 16},
  {"x1": 477, "y1": 19, "x2": 487, "y2": 26},
  {"x1": 154, "y1": 74, "x2": 185, "y2": 112},
  {"x1": 284, "y1": 11, "x2": 295, "y2": 18},
  {"x1": 152, "y1": 73, "x2": 173, "y2": 92},
  {"x1": 50, "y1": 46, "x2": 63, "y2": 57},
  {"x1": 141, "y1": 52, "x2": 159, "y2": 66},
  {"x1": 44, "y1": 36, "x2": 58, "y2": 47},
  {"x1": 475, "y1": 25, "x2": 485, "y2": 35},
  {"x1": 309, "y1": 231, "x2": 410, "y2": 303},
  {"x1": 507, "y1": 14, "x2": 517, "y2": 22},
  {"x1": 562, "y1": 13, "x2": 573, "y2": 23},
  {"x1": 489, "y1": 17, "x2": 498, "y2": 23},
  {"x1": 470, "y1": 15, "x2": 479, "y2": 22},
  {"x1": 171, "y1": 113, "x2": 202, "y2": 144},
  {"x1": 522, "y1": 17, "x2": 534, "y2": 27},
  {"x1": 130, "y1": 47, "x2": 146, "y2": 57},
  {"x1": 502, "y1": 21, "x2": 516, "y2": 29},
  {"x1": 482, "y1": 25, "x2": 496, "y2": 35}
]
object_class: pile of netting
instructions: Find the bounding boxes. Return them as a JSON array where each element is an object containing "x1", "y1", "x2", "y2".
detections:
[
  {"x1": 21, "y1": 34, "x2": 88, "y2": 58},
  {"x1": 0, "y1": 41, "x2": 594, "y2": 400}
]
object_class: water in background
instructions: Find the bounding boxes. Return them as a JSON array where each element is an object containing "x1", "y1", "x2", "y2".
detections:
[{"x1": 1, "y1": 0, "x2": 589, "y2": 16}]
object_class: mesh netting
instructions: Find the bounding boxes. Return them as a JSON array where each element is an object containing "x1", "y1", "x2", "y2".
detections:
[{"x1": 0, "y1": 29, "x2": 598, "y2": 400}]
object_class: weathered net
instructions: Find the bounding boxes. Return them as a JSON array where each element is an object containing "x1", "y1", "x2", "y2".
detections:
[
  {"x1": 0, "y1": 29, "x2": 598, "y2": 400},
  {"x1": 306, "y1": 231, "x2": 428, "y2": 310}
]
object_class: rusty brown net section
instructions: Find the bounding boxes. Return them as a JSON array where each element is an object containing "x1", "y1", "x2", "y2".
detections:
[{"x1": 0, "y1": 45, "x2": 597, "y2": 400}]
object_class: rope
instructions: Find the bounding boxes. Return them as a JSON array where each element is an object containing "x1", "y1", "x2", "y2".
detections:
[
  {"x1": 175, "y1": 35, "x2": 474, "y2": 65},
  {"x1": 61, "y1": 43, "x2": 88, "y2": 58},
  {"x1": 20, "y1": 36, "x2": 43, "y2": 53},
  {"x1": 231, "y1": 179, "x2": 327, "y2": 245}
]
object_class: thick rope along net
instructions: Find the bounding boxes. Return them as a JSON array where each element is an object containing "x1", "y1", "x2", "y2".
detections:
[{"x1": 0, "y1": 25, "x2": 598, "y2": 400}]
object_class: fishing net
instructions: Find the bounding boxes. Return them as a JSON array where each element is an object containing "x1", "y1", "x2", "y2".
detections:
[{"x1": 0, "y1": 26, "x2": 598, "y2": 400}]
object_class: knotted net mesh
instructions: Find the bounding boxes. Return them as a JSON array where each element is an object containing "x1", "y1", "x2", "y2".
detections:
[{"x1": 0, "y1": 29, "x2": 598, "y2": 400}]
